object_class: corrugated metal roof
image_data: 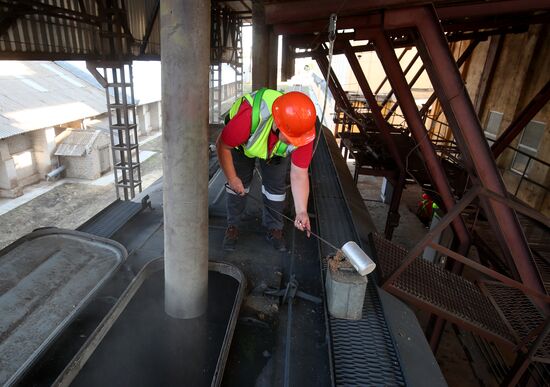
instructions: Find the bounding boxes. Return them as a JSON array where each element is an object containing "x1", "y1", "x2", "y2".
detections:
[
  {"x1": 0, "y1": 61, "x2": 107, "y2": 140},
  {"x1": 55, "y1": 130, "x2": 102, "y2": 157}
]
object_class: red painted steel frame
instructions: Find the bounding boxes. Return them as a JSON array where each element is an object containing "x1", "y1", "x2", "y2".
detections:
[
  {"x1": 383, "y1": 5, "x2": 544, "y2": 293},
  {"x1": 367, "y1": 27, "x2": 472, "y2": 253},
  {"x1": 343, "y1": 40, "x2": 406, "y2": 238}
]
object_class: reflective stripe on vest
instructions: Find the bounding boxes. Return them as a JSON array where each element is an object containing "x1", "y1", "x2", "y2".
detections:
[{"x1": 228, "y1": 89, "x2": 297, "y2": 160}]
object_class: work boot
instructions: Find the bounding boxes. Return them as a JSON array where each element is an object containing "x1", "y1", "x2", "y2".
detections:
[
  {"x1": 266, "y1": 229, "x2": 286, "y2": 252},
  {"x1": 223, "y1": 225, "x2": 239, "y2": 251}
]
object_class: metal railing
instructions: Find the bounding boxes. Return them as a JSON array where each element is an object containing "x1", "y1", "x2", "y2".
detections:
[
  {"x1": 333, "y1": 95, "x2": 549, "y2": 211},
  {"x1": 424, "y1": 114, "x2": 550, "y2": 207}
]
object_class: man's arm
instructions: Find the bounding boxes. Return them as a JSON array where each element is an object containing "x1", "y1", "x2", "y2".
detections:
[
  {"x1": 290, "y1": 162, "x2": 311, "y2": 236},
  {"x1": 216, "y1": 134, "x2": 245, "y2": 195}
]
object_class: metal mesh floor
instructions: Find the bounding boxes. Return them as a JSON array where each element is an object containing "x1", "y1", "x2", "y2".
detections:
[
  {"x1": 371, "y1": 233, "x2": 515, "y2": 344},
  {"x1": 311, "y1": 133, "x2": 405, "y2": 386},
  {"x1": 481, "y1": 282, "x2": 550, "y2": 361}
]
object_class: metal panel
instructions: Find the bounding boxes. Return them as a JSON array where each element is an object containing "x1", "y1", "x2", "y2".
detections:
[
  {"x1": 0, "y1": 228, "x2": 127, "y2": 387},
  {"x1": 52, "y1": 258, "x2": 246, "y2": 387},
  {"x1": 311, "y1": 131, "x2": 406, "y2": 386}
]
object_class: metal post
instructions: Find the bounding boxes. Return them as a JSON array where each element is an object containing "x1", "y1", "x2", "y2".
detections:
[
  {"x1": 369, "y1": 28, "x2": 471, "y2": 251},
  {"x1": 380, "y1": 51, "x2": 420, "y2": 107},
  {"x1": 160, "y1": 0, "x2": 210, "y2": 319},
  {"x1": 491, "y1": 79, "x2": 550, "y2": 158},
  {"x1": 252, "y1": 0, "x2": 269, "y2": 89},
  {"x1": 389, "y1": 6, "x2": 543, "y2": 292},
  {"x1": 418, "y1": 38, "x2": 480, "y2": 118},
  {"x1": 343, "y1": 41, "x2": 407, "y2": 239},
  {"x1": 268, "y1": 28, "x2": 278, "y2": 89}
]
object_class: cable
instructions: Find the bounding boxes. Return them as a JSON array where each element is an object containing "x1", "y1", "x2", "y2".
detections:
[
  {"x1": 312, "y1": 13, "x2": 337, "y2": 158},
  {"x1": 225, "y1": 183, "x2": 341, "y2": 251}
]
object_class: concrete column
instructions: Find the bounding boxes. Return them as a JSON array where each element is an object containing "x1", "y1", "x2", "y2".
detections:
[
  {"x1": 252, "y1": 0, "x2": 269, "y2": 89},
  {"x1": 160, "y1": 0, "x2": 210, "y2": 319}
]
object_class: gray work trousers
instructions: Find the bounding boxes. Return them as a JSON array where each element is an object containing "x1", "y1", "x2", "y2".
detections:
[{"x1": 226, "y1": 148, "x2": 290, "y2": 230}]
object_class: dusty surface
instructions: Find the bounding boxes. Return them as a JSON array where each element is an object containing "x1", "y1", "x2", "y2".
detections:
[{"x1": 0, "y1": 135, "x2": 164, "y2": 251}]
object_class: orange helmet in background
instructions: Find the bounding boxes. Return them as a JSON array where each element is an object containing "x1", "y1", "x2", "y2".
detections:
[{"x1": 272, "y1": 91, "x2": 317, "y2": 147}]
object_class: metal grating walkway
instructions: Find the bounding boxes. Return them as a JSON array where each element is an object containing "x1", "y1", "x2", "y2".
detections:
[
  {"x1": 311, "y1": 131, "x2": 406, "y2": 386},
  {"x1": 77, "y1": 199, "x2": 143, "y2": 238}
]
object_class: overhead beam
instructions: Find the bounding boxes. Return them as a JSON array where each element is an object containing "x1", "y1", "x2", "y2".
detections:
[{"x1": 265, "y1": 0, "x2": 550, "y2": 25}]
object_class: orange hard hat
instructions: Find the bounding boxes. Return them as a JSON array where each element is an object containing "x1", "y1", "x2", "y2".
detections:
[{"x1": 272, "y1": 91, "x2": 317, "y2": 147}]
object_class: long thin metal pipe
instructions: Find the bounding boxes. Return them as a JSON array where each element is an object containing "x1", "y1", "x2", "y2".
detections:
[{"x1": 161, "y1": 0, "x2": 210, "y2": 318}]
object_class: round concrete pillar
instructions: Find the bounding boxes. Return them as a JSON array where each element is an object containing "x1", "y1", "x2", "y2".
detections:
[{"x1": 160, "y1": 0, "x2": 210, "y2": 318}]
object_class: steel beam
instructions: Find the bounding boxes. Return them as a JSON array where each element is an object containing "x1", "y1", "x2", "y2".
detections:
[
  {"x1": 265, "y1": 0, "x2": 550, "y2": 25},
  {"x1": 374, "y1": 48, "x2": 409, "y2": 96},
  {"x1": 314, "y1": 50, "x2": 354, "y2": 115},
  {"x1": 161, "y1": 0, "x2": 210, "y2": 318},
  {"x1": 385, "y1": 62, "x2": 425, "y2": 120},
  {"x1": 491, "y1": 79, "x2": 550, "y2": 158},
  {"x1": 343, "y1": 40, "x2": 407, "y2": 238},
  {"x1": 384, "y1": 5, "x2": 543, "y2": 292},
  {"x1": 473, "y1": 35, "x2": 504, "y2": 115},
  {"x1": 418, "y1": 39, "x2": 480, "y2": 118},
  {"x1": 367, "y1": 27, "x2": 471, "y2": 251},
  {"x1": 139, "y1": 0, "x2": 160, "y2": 55},
  {"x1": 252, "y1": 0, "x2": 269, "y2": 89},
  {"x1": 343, "y1": 41, "x2": 404, "y2": 172},
  {"x1": 381, "y1": 51, "x2": 420, "y2": 107}
]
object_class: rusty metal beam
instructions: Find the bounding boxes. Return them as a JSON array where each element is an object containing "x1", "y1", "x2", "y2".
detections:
[
  {"x1": 314, "y1": 49, "x2": 355, "y2": 115},
  {"x1": 384, "y1": 5, "x2": 543, "y2": 292},
  {"x1": 367, "y1": 26, "x2": 472, "y2": 252},
  {"x1": 436, "y1": 0, "x2": 550, "y2": 20},
  {"x1": 343, "y1": 40, "x2": 407, "y2": 238},
  {"x1": 381, "y1": 51, "x2": 420, "y2": 107},
  {"x1": 491, "y1": 79, "x2": 550, "y2": 158},
  {"x1": 473, "y1": 34, "x2": 504, "y2": 115},
  {"x1": 139, "y1": 0, "x2": 160, "y2": 55},
  {"x1": 265, "y1": 0, "x2": 550, "y2": 25},
  {"x1": 385, "y1": 61, "x2": 426, "y2": 121},
  {"x1": 343, "y1": 41, "x2": 404, "y2": 171},
  {"x1": 375, "y1": 48, "x2": 409, "y2": 96},
  {"x1": 418, "y1": 38, "x2": 480, "y2": 118}
]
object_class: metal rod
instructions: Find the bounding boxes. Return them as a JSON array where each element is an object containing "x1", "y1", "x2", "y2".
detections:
[
  {"x1": 225, "y1": 184, "x2": 341, "y2": 251},
  {"x1": 368, "y1": 27, "x2": 472, "y2": 255},
  {"x1": 396, "y1": 5, "x2": 543, "y2": 292}
]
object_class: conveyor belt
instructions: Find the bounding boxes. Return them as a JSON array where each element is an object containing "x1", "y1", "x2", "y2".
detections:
[
  {"x1": 77, "y1": 199, "x2": 144, "y2": 238},
  {"x1": 311, "y1": 131, "x2": 406, "y2": 386}
]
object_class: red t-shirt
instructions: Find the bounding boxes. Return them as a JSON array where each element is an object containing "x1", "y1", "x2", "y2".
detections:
[{"x1": 220, "y1": 101, "x2": 313, "y2": 168}]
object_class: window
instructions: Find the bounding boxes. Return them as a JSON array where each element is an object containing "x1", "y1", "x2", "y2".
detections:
[
  {"x1": 484, "y1": 111, "x2": 503, "y2": 142},
  {"x1": 511, "y1": 120, "x2": 546, "y2": 175}
]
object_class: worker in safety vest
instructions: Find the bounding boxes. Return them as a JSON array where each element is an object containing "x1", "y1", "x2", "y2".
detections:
[{"x1": 216, "y1": 88, "x2": 316, "y2": 252}]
